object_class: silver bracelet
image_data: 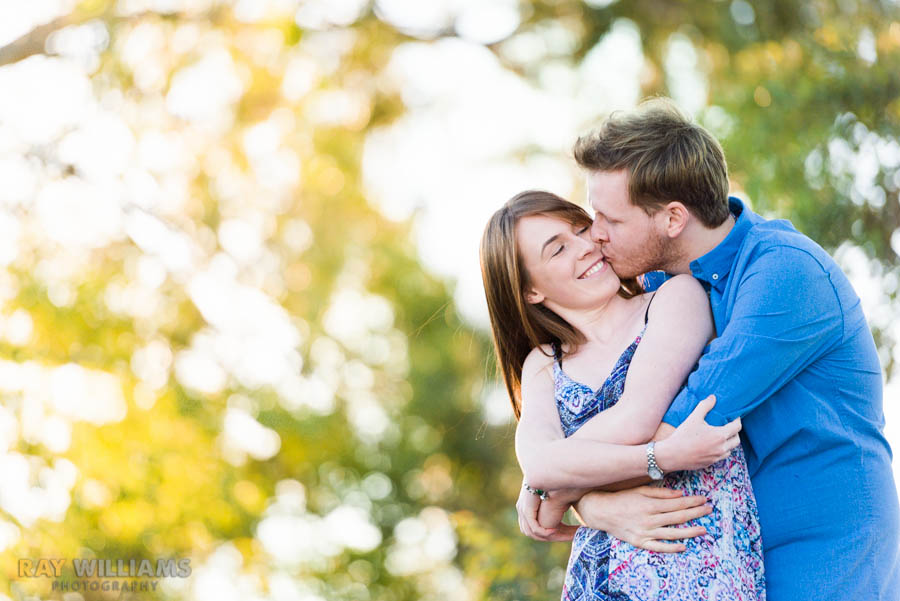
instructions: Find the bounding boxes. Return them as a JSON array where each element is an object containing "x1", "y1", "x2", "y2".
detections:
[{"x1": 523, "y1": 482, "x2": 549, "y2": 500}]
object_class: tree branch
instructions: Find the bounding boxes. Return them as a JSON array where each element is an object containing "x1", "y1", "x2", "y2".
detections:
[{"x1": 0, "y1": 15, "x2": 83, "y2": 67}]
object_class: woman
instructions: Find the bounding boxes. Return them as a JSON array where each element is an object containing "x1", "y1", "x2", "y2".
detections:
[{"x1": 480, "y1": 190, "x2": 764, "y2": 600}]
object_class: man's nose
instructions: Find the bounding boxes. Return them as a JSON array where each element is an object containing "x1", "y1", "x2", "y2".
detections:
[{"x1": 591, "y1": 219, "x2": 608, "y2": 243}]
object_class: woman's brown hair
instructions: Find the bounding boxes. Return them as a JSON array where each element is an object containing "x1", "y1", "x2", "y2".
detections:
[{"x1": 479, "y1": 190, "x2": 642, "y2": 420}]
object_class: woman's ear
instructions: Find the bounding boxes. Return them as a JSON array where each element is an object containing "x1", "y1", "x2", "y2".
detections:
[{"x1": 524, "y1": 288, "x2": 544, "y2": 304}]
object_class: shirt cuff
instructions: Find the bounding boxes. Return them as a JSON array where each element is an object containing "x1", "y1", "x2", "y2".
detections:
[
  {"x1": 662, "y1": 388, "x2": 731, "y2": 428},
  {"x1": 662, "y1": 387, "x2": 698, "y2": 428}
]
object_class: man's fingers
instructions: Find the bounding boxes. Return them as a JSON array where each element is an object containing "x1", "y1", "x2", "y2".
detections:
[
  {"x1": 546, "y1": 524, "x2": 579, "y2": 541},
  {"x1": 652, "y1": 504, "x2": 712, "y2": 528},
  {"x1": 640, "y1": 539, "x2": 687, "y2": 553},
  {"x1": 649, "y1": 525, "x2": 708, "y2": 541},
  {"x1": 637, "y1": 486, "x2": 684, "y2": 499},
  {"x1": 648, "y1": 494, "x2": 708, "y2": 513}
]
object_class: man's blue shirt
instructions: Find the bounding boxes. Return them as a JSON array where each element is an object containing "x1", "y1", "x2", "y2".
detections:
[{"x1": 660, "y1": 198, "x2": 900, "y2": 600}]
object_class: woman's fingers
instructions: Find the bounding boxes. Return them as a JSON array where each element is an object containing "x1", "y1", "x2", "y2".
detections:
[
  {"x1": 517, "y1": 490, "x2": 563, "y2": 541},
  {"x1": 723, "y1": 417, "x2": 742, "y2": 437},
  {"x1": 518, "y1": 514, "x2": 529, "y2": 536},
  {"x1": 528, "y1": 521, "x2": 558, "y2": 538}
]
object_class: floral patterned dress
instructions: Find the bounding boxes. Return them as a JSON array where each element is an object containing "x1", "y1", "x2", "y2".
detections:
[{"x1": 554, "y1": 326, "x2": 766, "y2": 601}]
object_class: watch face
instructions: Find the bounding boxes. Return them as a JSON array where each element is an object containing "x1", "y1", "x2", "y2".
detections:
[{"x1": 649, "y1": 466, "x2": 664, "y2": 480}]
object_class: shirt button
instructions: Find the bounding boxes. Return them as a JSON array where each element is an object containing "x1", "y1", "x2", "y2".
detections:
[{"x1": 712, "y1": 273, "x2": 719, "y2": 280}]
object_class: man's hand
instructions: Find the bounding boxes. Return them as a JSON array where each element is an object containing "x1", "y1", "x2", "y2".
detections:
[
  {"x1": 574, "y1": 486, "x2": 710, "y2": 552},
  {"x1": 516, "y1": 481, "x2": 580, "y2": 542}
]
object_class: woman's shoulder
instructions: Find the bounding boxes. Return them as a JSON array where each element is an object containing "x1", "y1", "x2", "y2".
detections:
[
  {"x1": 645, "y1": 274, "x2": 709, "y2": 319},
  {"x1": 653, "y1": 274, "x2": 707, "y2": 301},
  {"x1": 522, "y1": 344, "x2": 557, "y2": 380}
]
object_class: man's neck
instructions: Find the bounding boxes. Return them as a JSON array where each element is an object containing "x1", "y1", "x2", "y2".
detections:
[{"x1": 666, "y1": 214, "x2": 736, "y2": 274}]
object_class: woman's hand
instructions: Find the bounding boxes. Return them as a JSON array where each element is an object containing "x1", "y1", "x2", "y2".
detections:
[
  {"x1": 654, "y1": 395, "x2": 741, "y2": 472},
  {"x1": 516, "y1": 479, "x2": 580, "y2": 542}
]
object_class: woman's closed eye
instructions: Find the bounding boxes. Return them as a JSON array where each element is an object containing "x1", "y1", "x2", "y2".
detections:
[{"x1": 551, "y1": 226, "x2": 589, "y2": 258}]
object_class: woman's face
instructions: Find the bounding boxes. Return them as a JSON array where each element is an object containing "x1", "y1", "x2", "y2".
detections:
[{"x1": 516, "y1": 213, "x2": 620, "y2": 313}]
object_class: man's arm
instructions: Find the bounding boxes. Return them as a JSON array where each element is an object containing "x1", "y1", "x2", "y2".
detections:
[
  {"x1": 663, "y1": 245, "x2": 843, "y2": 427},
  {"x1": 571, "y1": 486, "x2": 712, "y2": 552},
  {"x1": 572, "y1": 246, "x2": 844, "y2": 549}
]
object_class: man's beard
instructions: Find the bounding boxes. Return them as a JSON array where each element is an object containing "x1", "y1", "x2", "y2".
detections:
[{"x1": 604, "y1": 232, "x2": 680, "y2": 280}]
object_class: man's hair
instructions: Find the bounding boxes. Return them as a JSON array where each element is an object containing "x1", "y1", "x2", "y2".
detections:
[{"x1": 573, "y1": 98, "x2": 731, "y2": 227}]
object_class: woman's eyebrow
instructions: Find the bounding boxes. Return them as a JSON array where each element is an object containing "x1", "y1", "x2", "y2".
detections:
[{"x1": 541, "y1": 234, "x2": 562, "y2": 258}]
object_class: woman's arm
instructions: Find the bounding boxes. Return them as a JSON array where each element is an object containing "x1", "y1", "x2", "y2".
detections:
[
  {"x1": 515, "y1": 351, "x2": 740, "y2": 491},
  {"x1": 514, "y1": 348, "x2": 653, "y2": 491},
  {"x1": 572, "y1": 274, "x2": 714, "y2": 445},
  {"x1": 513, "y1": 349, "x2": 629, "y2": 530}
]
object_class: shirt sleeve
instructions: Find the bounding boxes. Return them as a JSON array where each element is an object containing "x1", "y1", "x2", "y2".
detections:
[
  {"x1": 639, "y1": 271, "x2": 670, "y2": 292},
  {"x1": 662, "y1": 245, "x2": 844, "y2": 427}
]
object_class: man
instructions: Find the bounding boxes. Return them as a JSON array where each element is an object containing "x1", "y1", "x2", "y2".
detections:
[{"x1": 521, "y1": 100, "x2": 900, "y2": 600}]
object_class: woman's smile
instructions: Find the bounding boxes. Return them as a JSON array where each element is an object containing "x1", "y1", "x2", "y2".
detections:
[{"x1": 578, "y1": 257, "x2": 607, "y2": 279}]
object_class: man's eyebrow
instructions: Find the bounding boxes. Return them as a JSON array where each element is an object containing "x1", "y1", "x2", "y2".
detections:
[{"x1": 540, "y1": 234, "x2": 561, "y2": 258}]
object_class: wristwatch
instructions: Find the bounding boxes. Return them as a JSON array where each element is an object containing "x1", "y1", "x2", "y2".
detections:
[{"x1": 646, "y1": 442, "x2": 664, "y2": 481}]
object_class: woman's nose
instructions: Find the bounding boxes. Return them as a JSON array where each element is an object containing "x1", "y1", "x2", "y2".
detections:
[{"x1": 576, "y1": 236, "x2": 593, "y2": 258}]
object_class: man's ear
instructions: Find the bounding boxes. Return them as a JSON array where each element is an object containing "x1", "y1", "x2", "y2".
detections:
[
  {"x1": 660, "y1": 202, "x2": 689, "y2": 238},
  {"x1": 524, "y1": 288, "x2": 544, "y2": 304}
]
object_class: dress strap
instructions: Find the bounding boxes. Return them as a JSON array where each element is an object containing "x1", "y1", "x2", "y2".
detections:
[
  {"x1": 643, "y1": 292, "x2": 657, "y2": 326},
  {"x1": 550, "y1": 340, "x2": 563, "y2": 367}
]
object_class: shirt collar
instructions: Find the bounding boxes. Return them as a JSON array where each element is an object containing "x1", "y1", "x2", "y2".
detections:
[{"x1": 689, "y1": 197, "x2": 755, "y2": 289}]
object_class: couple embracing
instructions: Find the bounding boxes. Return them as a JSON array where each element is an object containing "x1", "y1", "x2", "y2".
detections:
[{"x1": 479, "y1": 99, "x2": 900, "y2": 600}]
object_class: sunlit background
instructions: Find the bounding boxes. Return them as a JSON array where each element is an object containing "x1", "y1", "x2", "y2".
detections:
[{"x1": 0, "y1": 0, "x2": 899, "y2": 599}]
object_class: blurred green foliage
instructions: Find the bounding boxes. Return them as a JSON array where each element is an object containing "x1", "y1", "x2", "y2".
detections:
[{"x1": 0, "y1": 1, "x2": 897, "y2": 600}]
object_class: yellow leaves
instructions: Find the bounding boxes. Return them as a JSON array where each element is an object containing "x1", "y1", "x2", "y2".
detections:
[
  {"x1": 98, "y1": 498, "x2": 155, "y2": 539},
  {"x1": 815, "y1": 24, "x2": 844, "y2": 51},
  {"x1": 877, "y1": 22, "x2": 900, "y2": 53},
  {"x1": 307, "y1": 154, "x2": 348, "y2": 197},
  {"x1": 185, "y1": 521, "x2": 213, "y2": 552},
  {"x1": 77, "y1": 478, "x2": 114, "y2": 509},
  {"x1": 62, "y1": 381, "x2": 252, "y2": 554},
  {"x1": 285, "y1": 262, "x2": 313, "y2": 291},
  {"x1": 734, "y1": 41, "x2": 803, "y2": 79},
  {"x1": 417, "y1": 454, "x2": 454, "y2": 502},
  {"x1": 704, "y1": 42, "x2": 730, "y2": 71},
  {"x1": 887, "y1": 96, "x2": 900, "y2": 121},
  {"x1": 232, "y1": 479, "x2": 266, "y2": 513},
  {"x1": 753, "y1": 86, "x2": 772, "y2": 107},
  {"x1": 782, "y1": 40, "x2": 804, "y2": 69}
]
